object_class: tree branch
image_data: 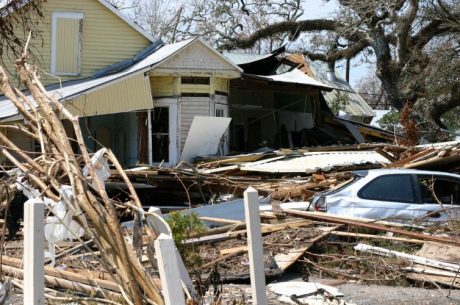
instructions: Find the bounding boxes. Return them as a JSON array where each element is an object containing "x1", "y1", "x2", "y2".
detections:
[
  {"x1": 219, "y1": 19, "x2": 340, "y2": 50},
  {"x1": 303, "y1": 40, "x2": 370, "y2": 62}
]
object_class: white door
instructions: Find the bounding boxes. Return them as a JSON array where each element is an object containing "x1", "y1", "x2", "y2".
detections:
[{"x1": 150, "y1": 99, "x2": 178, "y2": 166}]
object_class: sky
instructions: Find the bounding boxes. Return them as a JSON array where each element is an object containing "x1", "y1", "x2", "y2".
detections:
[
  {"x1": 117, "y1": 0, "x2": 373, "y2": 87},
  {"x1": 301, "y1": 0, "x2": 374, "y2": 87}
]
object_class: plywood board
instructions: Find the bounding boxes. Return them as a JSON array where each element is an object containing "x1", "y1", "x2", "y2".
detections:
[{"x1": 180, "y1": 116, "x2": 231, "y2": 162}]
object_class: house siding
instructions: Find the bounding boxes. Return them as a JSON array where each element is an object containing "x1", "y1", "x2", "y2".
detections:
[
  {"x1": 153, "y1": 41, "x2": 241, "y2": 78},
  {"x1": 214, "y1": 78, "x2": 229, "y2": 94},
  {"x1": 150, "y1": 76, "x2": 178, "y2": 97},
  {"x1": 2, "y1": 0, "x2": 151, "y2": 84},
  {"x1": 179, "y1": 97, "x2": 211, "y2": 152},
  {"x1": 66, "y1": 74, "x2": 153, "y2": 116}
]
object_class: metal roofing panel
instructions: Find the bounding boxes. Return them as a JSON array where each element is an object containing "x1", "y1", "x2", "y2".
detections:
[
  {"x1": 251, "y1": 68, "x2": 332, "y2": 90},
  {"x1": 223, "y1": 52, "x2": 273, "y2": 65},
  {"x1": 240, "y1": 151, "x2": 390, "y2": 173},
  {"x1": 323, "y1": 90, "x2": 375, "y2": 118},
  {"x1": 308, "y1": 60, "x2": 375, "y2": 118}
]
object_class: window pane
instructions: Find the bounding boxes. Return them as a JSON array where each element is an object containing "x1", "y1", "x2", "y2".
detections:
[
  {"x1": 359, "y1": 175, "x2": 415, "y2": 202},
  {"x1": 418, "y1": 176, "x2": 460, "y2": 205}
]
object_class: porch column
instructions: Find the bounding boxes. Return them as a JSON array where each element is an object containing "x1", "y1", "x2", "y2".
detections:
[{"x1": 147, "y1": 110, "x2": 153, "y2": 165}]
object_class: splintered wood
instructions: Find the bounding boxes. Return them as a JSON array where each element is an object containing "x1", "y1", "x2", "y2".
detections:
[{"x1": 0, "y1": 52, "x2": 163, "y2": 304}]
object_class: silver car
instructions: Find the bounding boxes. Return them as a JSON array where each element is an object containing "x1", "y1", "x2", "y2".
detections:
[{"x1": 312, "y1": 169, "x2": 460, "y2": 223}]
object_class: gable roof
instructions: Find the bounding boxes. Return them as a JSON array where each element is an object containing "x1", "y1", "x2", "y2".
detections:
[
  {"x1": 0, "y1": 0, "x2": 155, "y2": 42},
  {"x1": 0, "y1": 38, "x2": 242, "y2": 120},
  {"x1": 153, "y1": 38, "x2": 243, "y2": 73}
]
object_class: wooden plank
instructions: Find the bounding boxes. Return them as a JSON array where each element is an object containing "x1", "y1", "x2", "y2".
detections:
[
  {"x1": 229, "y1": 219, "x2": 313, "y2": 237},
  {"x1": 355, "y1": 243, "x2": 460, "y2": 272},
  {"x1": 219, "y1": 246, "x2": 248, "y2": 255},
  {"x1": 24, "y1": 199, "x2": 44, "y2": 305},
  {"x1": 387, "y1": 148, "x2": 435, "y2": 168},
  {"x1": 1, "y1": 255, "x2": 119, "y2": 292},
  {"x1": 284, "y1": 210, "x2": 460, "y2": 246},
  {"x1": 244, "y1": 187, "x2": 268, "y2": 305},
  {"x1": 154, "y1": 234, "x2": 186, "y2": 305},
  {"x1": 274, "y1": 226, "x2": 339, "y2": 271},
  {"x1": 330, "y1": 231, "x2": 425, "y2": 244},
  {"x1": 198, "y1": 216, "x2": 242, "y2": 225}
]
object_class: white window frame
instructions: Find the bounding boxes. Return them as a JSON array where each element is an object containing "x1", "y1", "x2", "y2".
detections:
[{"x1": 51, "y1": 12, "x2": 84, "y2": 76}]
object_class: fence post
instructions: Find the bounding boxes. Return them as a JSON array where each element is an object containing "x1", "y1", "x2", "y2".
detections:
[
  {"x1": 154, "y1": 233, "x2": 186, "y2": 305},
  {"x1": 147, "y1": 207, "x2": 197, "y2": 297},
  {"x1": 24, "y1": 198, "x2": 45, "y2": 305},
  {"x1": 244, "y1": 187, "x2": 268, "y2": 305}
]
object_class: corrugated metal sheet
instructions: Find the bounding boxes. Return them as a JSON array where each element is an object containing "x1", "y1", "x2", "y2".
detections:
[
  {"x1": 240, "y1": 151, "x2": 390, "y2": 173},
  {"x1": 308, "y1": 60, "x2": 375, "y2": 119}
]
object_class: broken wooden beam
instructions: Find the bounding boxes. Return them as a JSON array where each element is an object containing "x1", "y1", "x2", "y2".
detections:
[{"x1": 284, "y1": 210, "x2": 460, "y2": 246}]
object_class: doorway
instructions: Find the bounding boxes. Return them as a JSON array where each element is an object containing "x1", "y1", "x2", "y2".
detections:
[{"x1": 150, "y1": 99, "x2": 177, "y2": 166}]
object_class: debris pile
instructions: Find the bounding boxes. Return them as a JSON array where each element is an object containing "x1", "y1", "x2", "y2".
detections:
[
  {"x1": 1, "y1": 55, "x2": 460, "y2": 305},
  {"x1": 0, "y1": 54, "x2": 163, "y2": 304}
]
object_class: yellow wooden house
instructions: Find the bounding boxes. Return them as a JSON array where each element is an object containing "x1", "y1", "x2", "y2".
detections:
[{"x1": 0, "y1": 0, "x2": 242, "y2": 166}]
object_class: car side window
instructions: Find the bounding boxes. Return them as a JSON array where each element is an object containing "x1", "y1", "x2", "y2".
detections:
[
  {"x1": 358, "y1": 174, "x2": 415, "y2": 203},
  {"x1": 418, "y1": 175, "x2": 460, "y2": 205}
]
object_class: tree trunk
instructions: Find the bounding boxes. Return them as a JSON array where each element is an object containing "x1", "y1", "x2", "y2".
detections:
[{"x1": 428, "y1": 84, "x2": 460, "y2": 129}]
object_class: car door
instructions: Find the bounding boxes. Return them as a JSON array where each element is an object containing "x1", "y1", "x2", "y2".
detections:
[
  {"x1": 353, "y1": 174, "x2": 418, "y2": 221},
  {"x1": 416, "y1": 174, "x2": 460, "y2": 222}
]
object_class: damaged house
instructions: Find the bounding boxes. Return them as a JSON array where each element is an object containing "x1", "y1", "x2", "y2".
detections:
[
  {"x1": 0, "y1": 0, "x2": 394, "y2": 168},
  {"x1": 224, "y1": 49, "x2": 394, "y2": 151},
  {"x1": 0, "y1": 0, "x2": 242, "y2": 166}
]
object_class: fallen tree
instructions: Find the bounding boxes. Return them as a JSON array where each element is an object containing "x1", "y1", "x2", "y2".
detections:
[{"x1": 0, "y1": 42, "x2": 164, "y2": 304}]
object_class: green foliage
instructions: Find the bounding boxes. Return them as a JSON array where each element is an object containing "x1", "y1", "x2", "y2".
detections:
[
  {"x1": 330, "y1": 90, "x2": 349, "y2": 116},
  {"x1": 166, "y1": 211, "x2": 206, "y2": 268},
  {"x1": 441, "y1": 107, "x2": 460, "y2": 131},
  {"x1": 377, "y1": 109, "x2": 402, "y2": 133}
]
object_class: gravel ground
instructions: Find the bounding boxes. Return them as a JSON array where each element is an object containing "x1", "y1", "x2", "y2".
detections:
[
  {"x1": 212, "y1": 274, "x2": 460, "y2": 305},
  {"x1": 338, "y1": 283, "x2": 460, "y2": 305}
]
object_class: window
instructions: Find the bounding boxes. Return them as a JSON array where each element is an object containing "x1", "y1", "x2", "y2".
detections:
[
  {"x1": 181, "y1": 77, "x2": 210, "y2": 85},
  {"x1": 418, "y1": 175, "x2": 460, "y2": 205},
  {"x1": 181, "y1": 92, "x2": 210, "y2": 97},
  {"x1": 358, "y1": 174, "x2": 415, "y2": 203},
  {"x1": 215, "y1": 108, "x2": 224, "y2": 117},
  {"x1": 51, "y1": 12, "x2": 83, "y2": 76}
]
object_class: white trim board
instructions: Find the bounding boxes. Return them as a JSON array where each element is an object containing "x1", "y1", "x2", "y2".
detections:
[{"x1": 97, "y1": 0, "x2": 156, "y2": 42}]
